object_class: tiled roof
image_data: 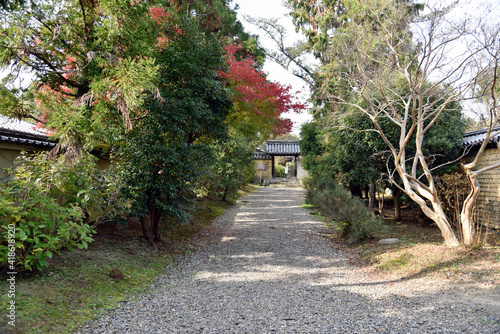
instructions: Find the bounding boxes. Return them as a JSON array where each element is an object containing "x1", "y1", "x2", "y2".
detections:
[
  {"x1": 263, "y1": 140, "x2": 300, "y2": 155},
  {"x1": 0, "y1": 114, "x2": 49, "y2": 136},
  {"x1": 253, "y1": 152, "x2": 272, "y2": 160},
  {"x1": 0, "y1": 115, "x2": 56, "y2": 148},
  {"x1": 462, "y1": 127, "x2": 500, "y2": 146}
]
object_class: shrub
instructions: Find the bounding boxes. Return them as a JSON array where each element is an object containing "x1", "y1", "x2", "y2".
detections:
[
  {"x1": 85, "y1": 164, "x2": 132, "y2": 225},
  {"x1": 304, "y1": 177, "x2": 385, "y2": 242},
  {"x1": 206, "y1": 136, "x2": 255, "y2": 202},
  {"x1": 0, "y1": 152, "x2": 123, "y2": 271},
  {"x1": 302, "y1": 176, "x2": 317, "y2": 204},
  {"x1": 0, "y1": 194, "x2": 90, "y2": 271},
  {"x1": 274, "y1": 164, "x2": 285, "y2": 177},
  {"x1": 435, "y1": 172, "x2": 470, "y2": 229}
]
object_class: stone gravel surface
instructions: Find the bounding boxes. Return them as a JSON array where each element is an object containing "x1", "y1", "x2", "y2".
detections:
[{"x1": 77, "y1": 187, "x2": 500, "y2": 333}]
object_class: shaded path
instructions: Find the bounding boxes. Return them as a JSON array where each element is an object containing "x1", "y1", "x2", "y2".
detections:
[{"x1": 78, "y1": 187, "x2": 500, "y2": 333}]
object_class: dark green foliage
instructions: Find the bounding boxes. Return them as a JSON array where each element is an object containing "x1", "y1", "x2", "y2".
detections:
[
  {"x1": 329, "y1": 113, "x2": 384, "y2": 187},
  {"x1": 167, "y1": 0, "x2": 265, "y2": 65},
  {"x1": 300, "y1": 116, "x2": 381, "y2": 187},
  {"x1": 0, "y1": 0, "x2": 24, "y2": 11},
  {"x1": 304, "y1": 176, "x2": 385, "y2": 242},
  {"x1": 299, "y1": 121, "x2": 334, "y2": 179},
  {"x1": 420, "y1": 102, "x2": 467, "y2": 175},
  {"x1": 207, "y1": 134, "x2": 254, "y2": 202},
  {"x1": 117, "y1": 17, "x2": 231, "y2": 244},
  {"x1": 300, "y1": 97, "x2": 467, "y2": 192}
]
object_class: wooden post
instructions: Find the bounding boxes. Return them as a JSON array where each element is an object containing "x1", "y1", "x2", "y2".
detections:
[
  {"x1": 294, "y1": 155, "x2": 298, "y2": 177},
  {"x1": 271, "y1": 155, "x2": 275, "y2": 178}
]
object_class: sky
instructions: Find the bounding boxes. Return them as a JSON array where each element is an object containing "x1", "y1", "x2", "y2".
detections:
[{"x1": 232, "y1": 0, "x2": 314, "y2": 135}]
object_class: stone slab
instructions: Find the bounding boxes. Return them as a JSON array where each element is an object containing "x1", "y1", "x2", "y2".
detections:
[{"x1": 377, "y1": 238, "x2": 400, "y2": 245}]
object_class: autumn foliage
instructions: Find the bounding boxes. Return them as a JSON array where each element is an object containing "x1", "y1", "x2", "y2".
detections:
[{"x1": 218, "y1": 43, "x2": 305, "y2": 136}]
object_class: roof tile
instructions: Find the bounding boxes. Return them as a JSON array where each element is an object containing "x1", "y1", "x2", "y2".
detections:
[
  {"x1": 263, "y1": 140, "x2": 300, "y2": 155},
  {"x1": 463, "y1": 127, "x2": 500, "y2": 146}
]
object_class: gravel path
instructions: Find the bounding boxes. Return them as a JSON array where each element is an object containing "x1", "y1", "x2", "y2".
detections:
[{"x1": 78, "y1": 187, "x2": 500, "y2": 333}]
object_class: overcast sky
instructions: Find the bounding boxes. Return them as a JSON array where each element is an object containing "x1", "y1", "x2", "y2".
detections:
[{"x1": 232, "y1": 0, "x2": 314, "y2": 136}]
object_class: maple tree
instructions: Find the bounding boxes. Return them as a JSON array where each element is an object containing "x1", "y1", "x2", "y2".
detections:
[{"x1": 219, "y1": 43, "x2": 305, "y2": 140}]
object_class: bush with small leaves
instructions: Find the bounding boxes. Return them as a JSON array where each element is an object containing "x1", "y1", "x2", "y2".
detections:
[
  {"x1": 206, "y1": 135, "x2": 255, "y2": 202},
  {"x1": 305, "y1": 177, "x2": 385, "y2": 242},
  {"x1": 274, "y1": 164, "x2": 285, "y2": 177}
]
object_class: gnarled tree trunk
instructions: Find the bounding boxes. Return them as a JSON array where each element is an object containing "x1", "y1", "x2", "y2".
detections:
[
  {"x1": 461, "y1": 152, "x2": 500, "y2": 246},
  {"x1": 141, "y1": 207, "x2": 162, "y2": 246}
]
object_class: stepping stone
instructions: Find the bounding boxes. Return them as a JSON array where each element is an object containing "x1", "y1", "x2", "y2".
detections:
[{"x1": 378, "y1": 238, "x2": 400, "y2": 245}]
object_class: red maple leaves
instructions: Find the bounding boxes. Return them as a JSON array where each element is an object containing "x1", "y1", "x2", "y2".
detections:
[
  {"x1": 218, "y1": 43, "x2": 305, "y2": 135},
  {"x1": 149, "y1": 7, "x2": 171, "y2": 24}
]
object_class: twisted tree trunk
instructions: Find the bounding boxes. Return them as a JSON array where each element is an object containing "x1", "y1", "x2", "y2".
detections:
[{"x1": 141, "y1": 207, "x2": 161, "y2": 246}]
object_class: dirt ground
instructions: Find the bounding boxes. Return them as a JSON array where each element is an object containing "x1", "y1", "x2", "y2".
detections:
[{"x1": 339, "y1": 201, "x2": 500, "y2": 290}]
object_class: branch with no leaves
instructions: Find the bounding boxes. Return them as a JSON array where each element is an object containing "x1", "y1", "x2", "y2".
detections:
[{"x1": 244, "y1": 16, "x2": 315, "y2": 85}]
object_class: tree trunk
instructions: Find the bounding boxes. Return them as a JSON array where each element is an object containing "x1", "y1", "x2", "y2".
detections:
[
  {"x1": 378, "y1": 190, "x2": 385, "y2": 215},
  {"x1": 433, "y1": 206, "x2": 460, "y2": 247},
  {"x1": 152, "y1": 208, "x2": 161, "y2": 242},
  {"x1": 369, "y1": 182, "x2": 377, "y2": 208},
  {"x1": 399, "y1": 174, "x2": 460, "y2": 247},
  {"x1": 141, "y1": 208, "x2": 162, "y2": 246},
  {"x1": 460, "y1": 170, "x2": 480, "y2": 246},
  {"x1": 393, "y1": 186, "x2": 402, "y2": 222},
  {"x1": 141, "y1": 215, "x2": 155, "y2": 246},
  {"x1": 426, "y1": 200, "x2": 460, "y2": 247},
  {"x1": 222, "y1": 187, "x2": 228, "y2": 203}
]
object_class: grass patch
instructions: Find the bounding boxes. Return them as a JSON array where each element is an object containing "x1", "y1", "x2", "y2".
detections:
[
  {"x1": 366, "y1": 240, "x2": 500, "y2": 284},
  {"x1": 239, "y1": 183, "x2": 259, "y2": 195},
  {"x1": 378, "y1": 252, "x2": 414, "y2": 271},
  {"x1": 300, "y1": 203, "x2": 326, "y2": 221},
  {"x1": 0, "y1": 196, "x2": 232, "y2": 334}
]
